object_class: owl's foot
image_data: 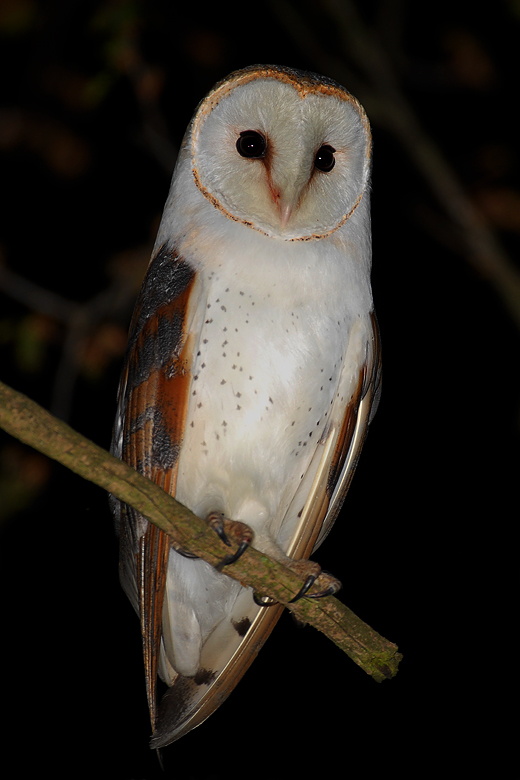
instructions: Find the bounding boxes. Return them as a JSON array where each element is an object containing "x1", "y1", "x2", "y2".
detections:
[
  {"x1": 287, "y1": 560, "x2": 342, "y2": 603},
  {"x1": 254, "y1": 560, "x2": 341, "y2": 607},
  {"x1": 207, "y1": 511, "x2": 254, "y2": 570}
]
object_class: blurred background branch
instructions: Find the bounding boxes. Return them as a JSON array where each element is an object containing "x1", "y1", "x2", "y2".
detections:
[{"x1": 272, "y1": 0, "x2": 520, "y2": 327}]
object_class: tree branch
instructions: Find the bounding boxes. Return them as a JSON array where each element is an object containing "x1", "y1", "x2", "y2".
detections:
[{"x1": 0, "y1": 379, "x2": 402, "y2": 681}]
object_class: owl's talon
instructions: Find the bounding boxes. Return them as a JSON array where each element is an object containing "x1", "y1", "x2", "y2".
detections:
[
  {"x1": 177, "y1": 548, "x2": 199, "y2": 560},
  {"x1": 305, "y1": 579, "x2": 342, "y2": 599},
  {"x1": 207, "y1": 512, "x2": 232, "y2": 547},
  {"x1": 207, "y1": 512, "x2": 254, "y2": 570},
  {"x1": 289, "y1": 574, "x2": 317, "y2": 603},
  {"x1": 288, "y1": 564, "x2": 341, "y2": 603},
  {"x1": 216, "y1": 540, "x2": 250, "y2": 571},
  {"x1": 305, "y1": 569, "x2": 342, "y2": 598},
  {"x1": 253, "y1": 593, "x2": 279, "y2": 607}
]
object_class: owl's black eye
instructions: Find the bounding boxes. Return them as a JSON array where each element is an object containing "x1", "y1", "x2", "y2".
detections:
[
  {"x1": 314, "y1": 145, "x2": 336, "y2": 172},
  {"x1": 236, "y1": 130, "x2": 267, "y2": 159}
]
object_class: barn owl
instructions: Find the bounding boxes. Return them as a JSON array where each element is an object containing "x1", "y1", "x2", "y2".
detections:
[{"x1": 111, "y1": 64, "x2": 381, "y2": 748}]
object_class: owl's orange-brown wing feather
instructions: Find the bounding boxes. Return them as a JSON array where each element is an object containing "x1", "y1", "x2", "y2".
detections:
[{"x1": 113, "y1": 246, "x2": 198, "y2": 731}]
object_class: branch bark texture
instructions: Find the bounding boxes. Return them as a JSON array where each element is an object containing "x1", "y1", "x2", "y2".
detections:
[{"x1": 0, "y1": 379, "x2": 402, "y2": 681}]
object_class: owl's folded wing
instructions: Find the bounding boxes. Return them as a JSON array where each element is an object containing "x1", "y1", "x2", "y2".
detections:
[
  {"x1": 111, "y1": 246, "x2": 198, "y2": 728},
  {"x1": 280, "y1": 311, "x2": 381, "y2": 561}
]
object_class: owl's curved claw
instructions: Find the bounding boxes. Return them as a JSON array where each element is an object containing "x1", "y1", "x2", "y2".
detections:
[
  {"x1": 177, "y1": 548, "x2": 199, "y2": 560},
  {"x1": 216, "y1": 540, "x2": 250, "y2": 571},
  {"x1": 207, "y1": 512, "x2": 232, "y2": 547},
  {"x1": 305, "y1": 578, "x2": 342, "y2": 599},
  {"x1": 207, "y1": 512, "x2": 254, "y2": 571},
  {"x1": 289, "y1": 574, "x2": 316, "y2": 603},
  {"x1": 289, "y1": 569, "x2": 342, "y2": 603},
  {"x1": 253, "y1": 592, "x2": 279, "y2": 607}
]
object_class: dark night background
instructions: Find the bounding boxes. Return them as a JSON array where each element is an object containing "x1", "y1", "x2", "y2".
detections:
[{"x1": 0, "y1": 1, "x2": 517, "y2": 776}]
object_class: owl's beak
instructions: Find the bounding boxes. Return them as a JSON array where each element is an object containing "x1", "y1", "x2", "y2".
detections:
[
  {"x1": 274, "y1": 174, "x2": 306, "y2": 230},
  {"x1": 271, "y1": 166, "x2": 307, "y2": 230},
  {"x1": 279, "y1": 201, "x2": 293, "y2": 229}
]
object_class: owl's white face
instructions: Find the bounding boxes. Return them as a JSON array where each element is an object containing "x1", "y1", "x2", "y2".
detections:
[{"x1": 189, "y1": 66, "x2": 371, "y2": 241}]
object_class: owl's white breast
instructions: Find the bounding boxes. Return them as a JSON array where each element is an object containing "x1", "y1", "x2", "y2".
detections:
[{"x1": 173, "y1": 216, "x2": 371, "y2": 558}]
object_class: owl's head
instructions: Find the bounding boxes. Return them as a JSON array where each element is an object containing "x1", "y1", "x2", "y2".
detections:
[{"x1": 188, "y1": 65, "x2": 371, "y2": 242}]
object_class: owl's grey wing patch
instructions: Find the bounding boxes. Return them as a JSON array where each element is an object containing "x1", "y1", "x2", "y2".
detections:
[{"x1": 110, "y1": 245, "x2": 198, "y2": 730}]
